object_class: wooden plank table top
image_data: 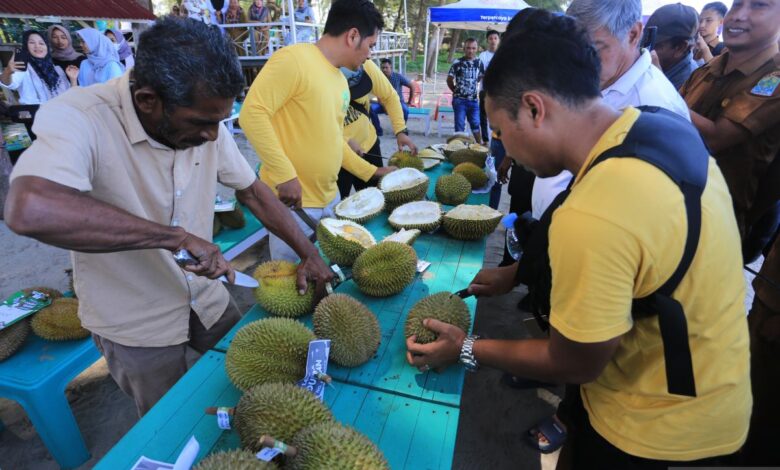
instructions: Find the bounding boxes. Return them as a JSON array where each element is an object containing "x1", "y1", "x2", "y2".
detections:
[{"x1": 96, "y1": 351, "x2": 460, "y2": 470}]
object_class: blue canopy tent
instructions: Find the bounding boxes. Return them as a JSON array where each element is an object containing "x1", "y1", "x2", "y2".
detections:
[{"x1": 423, "y1": 0, "x2": 530, "y2": 86}]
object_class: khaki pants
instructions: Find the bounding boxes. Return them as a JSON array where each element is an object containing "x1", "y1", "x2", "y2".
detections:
[{"x1": 92, "y1": 299, "x2": 241, "y2": 416}]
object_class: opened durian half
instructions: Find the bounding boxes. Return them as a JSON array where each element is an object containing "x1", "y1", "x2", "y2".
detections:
[
  {"x1": 388, "y1": 201, "x2": 442, "y2": 233},
  {"x1": 382, "y1": 228, "x2": 421, "y2": 245},
  {"x1": 334, "y1": 187, "x2": 385, "y2": 224},
  {"x1": 317, "y1": 218, "x2": 376, "y2": 266},
  {"x1": 442, "y1": 204, "x2": 503, "y2": 240},
  {"x1": 378, "y1": 168, "x2": 429, "y2": 209}
]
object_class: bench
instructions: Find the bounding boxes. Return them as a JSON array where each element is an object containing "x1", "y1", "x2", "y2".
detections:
[{"x1": 407, "y1": 107, "x2": 432, "y2": 136}]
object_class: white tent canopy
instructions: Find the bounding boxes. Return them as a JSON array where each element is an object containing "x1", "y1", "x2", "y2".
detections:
[{"x1": 423, "y1": 0, "x2": 530, "y2": 83}]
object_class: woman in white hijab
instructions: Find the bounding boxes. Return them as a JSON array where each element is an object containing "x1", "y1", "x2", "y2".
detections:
[{"x1": 76, "y1": 28, "x2": 123, "y2": 86}]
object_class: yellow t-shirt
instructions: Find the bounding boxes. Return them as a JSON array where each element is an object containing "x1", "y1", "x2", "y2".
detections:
[
  {"x1": 240, "y1": 44, "x2": 376, "y2": 208},
  {"x1": 343, "y1": 59, "x2": 406, "y2": 151},
  {"x1": 549, "y1": 107, "x2": 751, "y2": 461}
]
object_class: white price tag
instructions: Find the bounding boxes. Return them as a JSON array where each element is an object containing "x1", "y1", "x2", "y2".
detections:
[
  {"x1": 256, "y1": 447, "x2": 283, "y2": 461},
  {"x1": 216, "y1": 407, "x2": 231, "y2": 430},
  {"x1": 416, "y1": 260, "x2": 431, "y2": 273}
]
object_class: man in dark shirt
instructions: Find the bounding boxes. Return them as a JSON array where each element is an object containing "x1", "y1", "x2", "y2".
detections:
[
  {"x1": 694, "y1": 1, "x2": 727, "y2": 63},
  {"x1": 369, "y1": 58, "x2": 413, "y2": 136},
  {"x1": 447, "y1": 37, "x2": 484, "y2": 143},
  {"x1": 647, "y1": 2, "x2": 700, "y2": 89}
]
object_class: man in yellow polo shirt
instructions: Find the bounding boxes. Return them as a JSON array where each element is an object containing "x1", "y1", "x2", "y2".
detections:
[
  {"x1": 240, "y1": 0, "x2": 395, "y2": 261},
  {"x1": 405, "y1": 9, "x2": 751, "y2": 465}
]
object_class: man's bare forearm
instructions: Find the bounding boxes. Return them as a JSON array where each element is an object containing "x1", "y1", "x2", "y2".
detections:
[
  {"x1": 236, "y1": 179, "x2": 319, "y2": 259},
  {"x1": 5, "y1": 176, "x2": 187, "y2": 252}
]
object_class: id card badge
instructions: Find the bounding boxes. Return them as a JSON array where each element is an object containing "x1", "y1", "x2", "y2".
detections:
[
  {"x1": 296, "y1": 339, "x2": 331, "y2": 401},
  {"x1": 751, "y1": 73, "x2": 780, "y2": 97}
]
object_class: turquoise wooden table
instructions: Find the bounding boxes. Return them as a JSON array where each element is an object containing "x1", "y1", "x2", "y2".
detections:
[
  {"x1": 95, "y1": 352, "x2": 460, "y2": 470},
  {"x1": 213, "y1": 205, "x2": 268, "y2": 261},
  {"x1": 97, "y1": 162, "x2": 490, "y2": 469}
]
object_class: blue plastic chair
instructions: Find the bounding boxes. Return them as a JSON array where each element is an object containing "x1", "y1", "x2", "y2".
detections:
[{"x1": 0, "y1": 333, "x2": 100, "y2": 468}]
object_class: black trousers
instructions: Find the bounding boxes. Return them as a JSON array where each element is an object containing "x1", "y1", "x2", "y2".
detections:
[
  {"x1": 478, "y1": 90, "x2": 488, "y2": 141},
  {"x1": 558, "y1": 385, "x2": 735, "y2": 469},
  {"x1": 337, "y1": 138, "x2": 382, "y2": 199}
]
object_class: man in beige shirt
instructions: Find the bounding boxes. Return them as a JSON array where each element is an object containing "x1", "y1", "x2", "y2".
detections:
[{"x1": 4, "y1": 17, "x2": 333, "y2": 416}]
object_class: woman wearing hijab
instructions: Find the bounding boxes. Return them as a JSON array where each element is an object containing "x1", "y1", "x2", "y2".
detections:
[
  {"x1": 1, "y1": 30, "x2": 78, "y2": 104},
  {"x1": 76, "y1": 28, "x2": 123, "y2": 86},
  {"x1": 248, "y1": 0, "x2": 271, "y2": 55},
  {"x1": 223, "y1": 0, "x2": 249, "y2": 55},
  {"x1": 105, "y1": 29, "x2": 135, "y2": 70},
  {"x1": 47, "y1": 25, "x2": 85, "y2": 70}
]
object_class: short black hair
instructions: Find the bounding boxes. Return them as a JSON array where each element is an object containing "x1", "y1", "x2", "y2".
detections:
[
  {"x1": 380, "y1": 58, "x2": 392, "y2": 66},
  {"x1": 484, "y1": 8, "x2": 601, "y2": 113},
  {"x1": 465, "y1": 37, "x2": 478, "y2": 45},
  {"x1": 486, "y1": 30, "x2": 500, "y2": 39},
  {"x1": 323, "y1": 0, "x2": 384, "y2": 38},
  {"x1": 659, "y1": 36, "x2": 694, "y2": 52},
  {"x1": 702, "y1": 1, "x2": 727, "y2": 17},
  {"x1": 134, "y1": 16, "x2": 243, "y2": 110}
]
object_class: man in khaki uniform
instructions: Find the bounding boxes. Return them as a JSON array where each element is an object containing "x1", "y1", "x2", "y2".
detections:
[
  {"x1": 4, "y1": 17, "x2": 333, "y2": 416},
  {"x1": 680, "y1": 0, "x2": 780, "y2": 239}
]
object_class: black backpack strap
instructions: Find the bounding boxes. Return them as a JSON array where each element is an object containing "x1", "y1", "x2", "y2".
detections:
[{"x1": 586, "y1": 107, "x2": 708, "y2": 397}]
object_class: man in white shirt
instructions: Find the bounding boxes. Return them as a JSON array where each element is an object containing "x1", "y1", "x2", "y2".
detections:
[
  {"x1": 478, "y1": 30, "x2": 500, "y2": 141},
  {"x1": 530, "y1": 0, "x2": 691, "y2": 219}
]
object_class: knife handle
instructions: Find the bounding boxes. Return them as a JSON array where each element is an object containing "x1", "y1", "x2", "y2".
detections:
[{"x1": 173, "y1": 249, "x2": 198, "y2": 266}]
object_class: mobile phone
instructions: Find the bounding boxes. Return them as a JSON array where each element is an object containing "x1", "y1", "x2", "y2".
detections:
[
  {"x1": 0, "y1": 50, "x2": 13, "y2": 68},
  {"x1": 641, "y1": 26, "x2": 658, "y2": 51}
]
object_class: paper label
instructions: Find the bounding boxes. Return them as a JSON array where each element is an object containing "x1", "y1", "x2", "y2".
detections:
[
  {"x1": 216, "y1": 407, "x2": 231, "y2": 430},
  {"x1": 0, "y1": 290, "x2": 53, "y2": 330},
  {"x1": 214, "y1": 200, "x2": 237, "y2": 212},
  {"x1": 416, "y1": 260, "x2": 431, "y2": 273},
  {"x1": 297, "y1": 339, "x2": 331, "y2": 401},
  {"x1": 256, "y1": 447, "x2": 283, "y2": 461}
]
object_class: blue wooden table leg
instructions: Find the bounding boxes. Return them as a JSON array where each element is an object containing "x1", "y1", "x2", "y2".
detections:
[{"x1": 19, "y1": 387, "x2": 90, "y2": 469}]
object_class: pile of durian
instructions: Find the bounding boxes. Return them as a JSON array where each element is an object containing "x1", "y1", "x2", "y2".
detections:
[{"x1": 0, "y1": 287, "x2": 88, "y2": 362}]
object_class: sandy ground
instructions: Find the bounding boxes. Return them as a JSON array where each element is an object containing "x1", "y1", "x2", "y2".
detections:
[{"x1": 0, "y1": 89, "x2": 762, "y2": 470}]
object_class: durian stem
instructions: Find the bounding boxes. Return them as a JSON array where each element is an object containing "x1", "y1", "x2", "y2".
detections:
[
  {"x1": 258, "y1": 435, "x2": 298, "y2": 457},
  {"x1": 204, "y1": 406, "x2": 235, "y2": 415},
  {"x1": 315, "y1": 372, "x2": 333, "y2": 384}
]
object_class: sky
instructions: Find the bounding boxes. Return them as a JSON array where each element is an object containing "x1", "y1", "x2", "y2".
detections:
[{"x1": 642, "y1": 0, "x2": 718, "y2": 14}]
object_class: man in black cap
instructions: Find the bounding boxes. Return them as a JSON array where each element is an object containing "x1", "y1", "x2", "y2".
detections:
[{"x1": 647, "y1": 2, "x2": 700, "y2": 88}]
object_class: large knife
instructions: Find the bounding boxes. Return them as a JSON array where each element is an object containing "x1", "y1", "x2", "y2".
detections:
[{"x1": 173, "y1": 249, "x2": 259, "y2": 288}]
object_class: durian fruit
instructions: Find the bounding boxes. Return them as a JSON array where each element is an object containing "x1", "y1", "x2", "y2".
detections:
[
  {"x1": 289, "y1": 422, "x2": 389, "y2": 470},
  {"x1": 443, "y1": 139, "x2": 467, "y2": 159},
  {"x1": 422, "y1": 158, "x2": 441, "y2": 171},
  {"x1": 313, "y1": 294, "x2": 380, "y2": 367},
  {"x1": 213, "y1": 216, "x2": 222, "y2": 236},
  {"x1": 352, "y1": 242, "x2": 418, "y2": 297},
  {"x1": 194, "y1": 449, "x2": 278, "y2": 470},
  {"x1": 442, "y1": 204, "x2": 503, "y2": 240},
  {"x1": 253, "y1": 261, "x2": 314, "y2": 318},
  {"x1": 334, "y1": 187, "x2": 385, "y2": 224},
  {"x1": 382, "y1": 228, "x2": 421, "y2": 245},
  {"x1": 0, "y1": 319, "x2": 30, "y2": 361},
  {"x1": 446, "y1": 134, "x2": 475, "y2": 145},
  {"x1": 388, "y1": 201, "x2": 442, "y2": 233},
  {"x1": 404, "y1": 292, "x2": 471, "y2": 344},
  {"x1": 225, "y1": 318, "x2": 315, "y2": 391},
  {"x1": 31, "y1": 298, "x2": 89, "y2": 341},
  {"x1": 21, "y1": 287, "x2": 63, "y2": 299},
  {"x1": 453, "y1": 162, "x2": 488, "y2": 189},
  {"x1": 378, "y1": 168, "x2": 429, "y2": 210},
  {"x1": 435, "y1": 173, "x2": 472, "y2": 206},
  {"x1": 418, "y1": 148, "x2": 445, "y2": 160},
  {"x1": 387, "y1": 150, "x2": 424, "y2": 171},
  {"x1": 216, "y1": 205, "x2": 246, "y2": 229},
  {"x1": 449, "y1": 145, "x2": 488, "y2": 167},
  {"x1": 234, "y1": 382, "x2": 334, "y2": 452},
  {"x1": 317, "y1": 218, "x2": 376, "y2": 267}
]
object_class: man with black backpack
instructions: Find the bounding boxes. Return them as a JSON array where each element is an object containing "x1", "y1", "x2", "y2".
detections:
[{"x1": 406, "y1": 8, "x2": 751, "y2": 465}]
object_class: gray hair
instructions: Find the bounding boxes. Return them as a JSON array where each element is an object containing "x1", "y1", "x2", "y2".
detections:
[
  {"x1": 566, "y1": 0, "x2": 642, "y2": 40},
  {"x1": 134, "y1": 16, "x2": 244, "y2": 110}
]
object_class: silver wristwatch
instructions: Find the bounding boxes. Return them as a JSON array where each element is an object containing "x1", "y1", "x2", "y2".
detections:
[{"x1": 459, "y1": 335, "x2": 480, "y2": 372}]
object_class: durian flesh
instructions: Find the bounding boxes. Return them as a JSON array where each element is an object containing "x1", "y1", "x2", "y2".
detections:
[
  {"x1": 442, "y1": 204, "x2": 503, "y2": 240},
  {"x1": 388, "y1": 201, "x2": 442, "y2": 233},
  {"x1": 334, "y1": 187, "x2": 385, "y2": 224},
  {"x1": 378, "y1": 168, "x2": 429, "y2": 207},
  {"x1": 382, "y1": 228, "x2": 421, "y2": 245}
]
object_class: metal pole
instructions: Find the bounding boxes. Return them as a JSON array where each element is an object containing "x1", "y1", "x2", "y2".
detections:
[
  {"x1": 433, "y1": 27, "x2": 440, "y2": 93},
  {"x1": 288, "y1": 0, "x2": 297, "y2": 43},
  {"x1": 423, "y1": 10, "x2": 430, "y2": 81},
  {"x1": 403, "y1": 0, "x2": 409, "y2": 32}
]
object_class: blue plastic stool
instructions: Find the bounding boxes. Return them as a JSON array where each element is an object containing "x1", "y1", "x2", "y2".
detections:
[{"x1": 0, "y1": 333, "x2": 100, "y2": 468}]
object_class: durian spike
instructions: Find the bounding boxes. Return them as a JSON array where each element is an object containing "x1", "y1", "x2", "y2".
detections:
[
  {"x1": 205, "y1": 406, "x2": 235, "y2": 415},
  {"x1": 258, "y1": 435, "x2": 298, "y2": 458}
]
